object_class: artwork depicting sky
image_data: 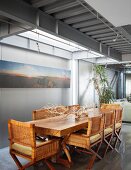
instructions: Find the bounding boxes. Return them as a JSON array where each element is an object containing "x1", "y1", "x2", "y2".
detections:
[{"x1": 0, "y1": 60, "x2": 71, "y2": 88}]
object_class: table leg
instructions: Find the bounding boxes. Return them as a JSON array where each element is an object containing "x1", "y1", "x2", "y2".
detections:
[
  {"x1": 61, "y1": 134, "x2": 72, "y2": 162},
  {"x1": 56, "y1": 134, "x2": 72, "y2": 168},
  {"x1": 62, "y1": 143, "x2": 72, "y2": 163}
]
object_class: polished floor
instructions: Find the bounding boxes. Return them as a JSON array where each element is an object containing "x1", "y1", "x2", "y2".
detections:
[{"x1": 0, "y1": 123, "x2": 131, "y2": 170}]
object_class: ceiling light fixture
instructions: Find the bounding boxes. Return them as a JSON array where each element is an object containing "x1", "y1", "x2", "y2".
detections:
[{"x1": 113, "y1": 34, "x2": 119, "y2": 42}]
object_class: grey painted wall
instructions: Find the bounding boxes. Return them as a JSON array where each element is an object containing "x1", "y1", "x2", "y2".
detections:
[{"x1": 0, "y1": 44, "x2": 71, "y2": 148}]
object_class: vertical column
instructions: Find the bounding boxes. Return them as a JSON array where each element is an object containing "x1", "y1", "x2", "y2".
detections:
[
  {"x1": 123, "y1": 70, "x2": 126, "y2": 98},
  {"x1": 71, "y1": 59, "x2": 79, "y2": 105},
  {"x1": 121, "y1": 72, "x2": 124, "y2": 98},
  {"x1": 118, "y1": 71, "x2": 125, "y2": 99}
]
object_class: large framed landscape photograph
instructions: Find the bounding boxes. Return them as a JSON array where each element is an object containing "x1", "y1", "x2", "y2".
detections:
[{"x1": 0, "y1": 60, "x2": 71, "y2": 88}]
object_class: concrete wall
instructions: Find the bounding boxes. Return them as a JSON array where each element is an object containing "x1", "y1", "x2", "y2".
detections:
[{"x1": 0, "y1": 44, "x2": 71, "y2": 148}]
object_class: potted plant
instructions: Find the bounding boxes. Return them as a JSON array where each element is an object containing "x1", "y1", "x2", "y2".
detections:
[{"x1": 93, "y1": 65, "x2": 114, "y2": 106}]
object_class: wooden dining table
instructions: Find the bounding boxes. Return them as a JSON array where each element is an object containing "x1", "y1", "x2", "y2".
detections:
[{"x1": 29, "y1": 108, "x2": 101, "y2": 167}]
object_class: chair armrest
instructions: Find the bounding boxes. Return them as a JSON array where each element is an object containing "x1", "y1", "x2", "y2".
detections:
[{"x1": 36, "y1": 138, "x2": 60, "y2": 148}]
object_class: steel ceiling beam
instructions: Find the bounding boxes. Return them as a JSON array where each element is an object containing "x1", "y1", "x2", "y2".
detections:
[
  {"x1": 54, "y1": 6, "x2": 87, "y2": 19},
  {"x1": 117, "y1": 50, "x2": 131, "y2": 53},
  {"x1": 97, "y1": 36, "x2": 117, "y2": 41},
  {"x1": 0, "y1": 0, "x2": 122, "y2": 60},
  {"x1": 86, "y1": 28, "x2": 112, "y2": 36},
  {"x1": 122, "y1": 51, "x2": 131, "y2": 54},
  {"x1": 0, "y1": 0, "x2": 37, "y2": 26},
  {"x1": 64, "y1": 13, "x2": 95, "y2": 24},
  {"x1": 92, "y1": 32, "x2": 116, "y2": 39},
  {"x1": 107, "y1": 41, "x2": 128, "y2": 46},
  {"x1": 111, "y1": 47, "x2": 130, "y2": 51},
  {"x1": 80, "y1": 24, "x2": 108, "y2": 32},
  {"x1": 72, "y1": 19, "x2": 102, "y2": 28},
  {"x1": 110, "y1": 48, "x2": 122, "y2": 60},
  {"x1": 0, "y1": 21, "x2": 32, "y2": 39},
  {"x1": 44, "y1": 0, "x2": 79, "y2": 14},
  {"x1": 31, "y1": 0, "x2": 57, "y2": 8},
  {"x1": 102, "y1": 39, "x2": 124, "y2": 44},
  {"x1": 122, "y1": 50, "x2": 131, "y2": 52},
  {"x1": 110, "y1": 44, "x2": 131, "y2": 48},
  {"x1": 58, "y1": 21, "x2": 99, "y2": 51},
  {"x1": 116, "y1": 49, "x2": 131, "y2": 52},
  {"x1": 115, "y1": 47, "x2": 131, "y2": 50},
  {"x1": 120, "y1": 50, "x2": 131, "y2": 52}
]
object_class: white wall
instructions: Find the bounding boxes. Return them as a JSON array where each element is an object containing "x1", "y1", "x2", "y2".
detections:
[
  {"x1": 0, "y1": 44, "x2": 71, "y2": 148},
  {"x1": 78, "y1": 61, "x2": 118, "y2": 106},
  {"x1": 79, "y1": 60, "x2": 96, "y2": 106}
]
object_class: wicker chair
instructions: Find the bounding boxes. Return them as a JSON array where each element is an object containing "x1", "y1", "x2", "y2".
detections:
[
  {"x1": 114, "y1": 108, "x2": 123, "y2": 148},
  {"x1": 33, "y1": 108, "x2": 56, "y2": 120},
  {"x1": 101, "y1": 110, "x2": 115, "y2": 157},
  {"x1": 100, "y1": 104, "x2": 123, "y2": 149},
  {"x1": 66, "y1": 115, "x2": 104, "y2": 170},
  {"x1": 65, "y1": 104, "x2": 81, "y2": 115},
  {"x1": 53, "y1": 106, "x2": 69, "y2": 114},
  {"x1": 32, "y1": 108, "x2": 54, "y2": 138},
  {"x1": 8, "y1": 119, "x2": 60, "y2": 170},
  {"x1": 33, "y1": 106, "x2": 68, "y2": 120},
  {"x1": 67, "y1": 104, "x2": 80, "y2": 112},
  {"x1": 101, "y1": 103, "x2": 121, "y2": 109}
]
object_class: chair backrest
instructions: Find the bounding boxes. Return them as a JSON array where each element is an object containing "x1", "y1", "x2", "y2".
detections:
[
  {"x1": 101, "y1": 103, "x2": 121, "y2": 110},
  {"x1": 67, "y1": 104, "x2": 80, "y2": 113},
  {"x1": 101, "y1": 103, "x2": 122, "y2": 122},
  {"x1": 33, "y1": 106, "x2": 68, "y2": 120},
  {"x1": 115, "y1": 108, "x2": 123, "y2": 123},
  {"x1": 87, "y1": 115, "x2": 104, "y2": 137},
  {"x1": 33, "y1": 108, "x2": 55, "y2": 120},
  {"x1": 102, "y1": 110, "x2": 115, "y2": 129},
  {"x1": 8, "y1": 119, "x2": 35, "y2": 148},
  {"x1": 50, "y1": 105, "x2": 69, "y2": 114}
]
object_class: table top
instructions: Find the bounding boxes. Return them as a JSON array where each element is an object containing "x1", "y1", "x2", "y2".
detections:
[{"x1": 29, "y1": 108, "x2": 101, "y2": 137}]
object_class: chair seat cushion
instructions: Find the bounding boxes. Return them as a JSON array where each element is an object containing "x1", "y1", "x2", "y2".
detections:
[
  {"x1": 12, "y1": 143, "x2": 32, "y2": 156},
  {"x1": 90, "y1": 134, "x2": 101, "y2": 144},
  {"x1": 115, "y1": 123, "x2": 121, "y2": 129},
  {"x1": 12, "y1": 140, "x2": 45, "y2": 156},
  {"x1": 104, "y1": 127, "x2": 113, "y2": 135},
  {"x1": 67, "y1": 132, "x2": 101, "y2": 148}
]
